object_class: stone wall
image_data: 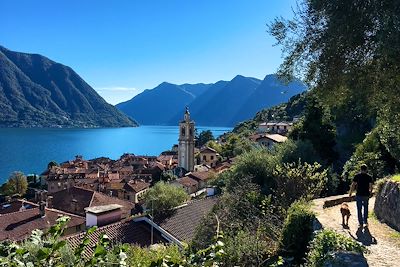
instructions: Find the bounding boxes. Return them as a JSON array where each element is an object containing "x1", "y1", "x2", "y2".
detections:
[{"x1": 374, "y1": 180, "x2": 400, "y2": 231}]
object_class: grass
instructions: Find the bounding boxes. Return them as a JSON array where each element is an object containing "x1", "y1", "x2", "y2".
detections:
[
  {"x1": 390, "y1": 232, "x2": 400, "y2": 239},
  {"x1": 368, "y1": 211, "x2": 378, "y2": 221},
  {"x1": 392, "y1": 174, "x2": 400, "y2": 182}
]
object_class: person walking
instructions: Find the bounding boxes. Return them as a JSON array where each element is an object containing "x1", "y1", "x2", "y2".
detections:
[{"x1": 349, "y1": 164, "x2": 373, "y2": 228}]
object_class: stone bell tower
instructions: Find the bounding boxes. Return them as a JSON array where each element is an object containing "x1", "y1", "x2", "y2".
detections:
[{"x1": 178, "y1": 107, "x2": 195, "y2": 172}]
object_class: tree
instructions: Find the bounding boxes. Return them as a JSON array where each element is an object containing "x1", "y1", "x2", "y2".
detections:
[
  {"x1": 196, "y1": 130, "x2": 214, "y2": 147},
  {"x1": 47, "y1": 161, "x2": 59, "y2": 170},
  {"x1": 290, "y1": 96, "x2": 338, "y2": 165},
  {"x1": 1, "y1": 171, "x2": 28, "y2": 196},
  {"x1": 143, "y1": 182, "x2": 188, "y2": 220},
  {"x1": 220, "y1": 133, "x2": 254, "y2": 158},
  {"x1": 269, "y1": 0, "x2": 400, "y2": 117},
  {"x1": 269, "y1": 0, "x2": 400, "y2": 163}
]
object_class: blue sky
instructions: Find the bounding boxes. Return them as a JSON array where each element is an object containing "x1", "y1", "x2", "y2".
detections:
[{"x1": 0, "y1": 0, "x2": 296, "y2": 104}]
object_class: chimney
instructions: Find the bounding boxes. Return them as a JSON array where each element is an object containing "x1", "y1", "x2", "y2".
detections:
[
  {"x1": 72, "y1": 199, "x2": 78, "y2": 212},
  {"x1": 39, "y1": 201, "x2": 46, "y2": 217},
  {"x1": 47, "y1": 196, "x2": 53, "y2": 209}
]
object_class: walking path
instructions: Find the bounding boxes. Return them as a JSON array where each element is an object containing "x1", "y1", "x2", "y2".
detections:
[{"x1": 313, "y1": 195, "x2": 400, "y2": 267}]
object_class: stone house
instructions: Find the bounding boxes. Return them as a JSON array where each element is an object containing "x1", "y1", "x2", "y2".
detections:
[
  {"x1": 123, "y1": 180, "x2": 151, "y2": 203},
  {"x1": 198, "y1": 147, "x2": 219, "y2": 168}
]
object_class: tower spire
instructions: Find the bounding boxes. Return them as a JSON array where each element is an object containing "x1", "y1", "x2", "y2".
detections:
[{"x1": 184, "y1": 106, "x2": 190, "y2": 122}]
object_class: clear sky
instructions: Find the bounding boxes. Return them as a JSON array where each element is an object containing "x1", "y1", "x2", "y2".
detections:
[{"x1": 0, "y1": 0, "x2": 296, "y2": 104}]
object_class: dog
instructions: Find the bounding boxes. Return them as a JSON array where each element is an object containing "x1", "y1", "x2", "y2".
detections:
[{"x1": 340, "y1": 203, "x2": 351, "y2": 227}]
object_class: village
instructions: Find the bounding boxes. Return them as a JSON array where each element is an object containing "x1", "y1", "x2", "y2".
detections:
[{"x1": 0, "y1": 108, "x2": 292, "y2": 248}]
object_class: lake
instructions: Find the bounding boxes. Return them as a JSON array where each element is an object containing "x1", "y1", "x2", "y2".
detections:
[{"x1": 0, "y1": 126, "x2": 231, "y2": 184}]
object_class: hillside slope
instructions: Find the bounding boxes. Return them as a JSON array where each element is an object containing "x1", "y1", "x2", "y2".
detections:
[{"x1": 0, "y1": 46, "x2": 136, "y2": 127}]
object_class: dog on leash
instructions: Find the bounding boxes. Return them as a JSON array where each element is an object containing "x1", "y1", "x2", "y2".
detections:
[{"x1": 340, "y1": 203, "x2": 351, "y2": 227}]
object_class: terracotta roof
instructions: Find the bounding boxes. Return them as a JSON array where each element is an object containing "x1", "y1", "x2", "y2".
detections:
[
  {"x1": 124, "y1": 180, "x2": 150, "y2": 193},
  {"x1": 50, "y1": 187, "x2": 134, "y2": 218},
  {"x1": 118, "y1": 166, "x2": 134, "y2": 172},
  {"x1": 200, "y1": 147, "x2": 218, "y2": 154},
  {"x1": 157, "y1": 155, "x2": 174, "y2": 161},
  {"x1": 0, "y1": 200, "x2": 35, "y2": 214},
  {"x1": 187, "y1": 171, "x2": 213, "y2": 181},
  {"x1": 152, "y1": 162, "x2": 166, "y2": 171},
  {"x1": 66, "y1": 220, "x2": 167, "y2": 257},
  {"x1": 265, "y1": 134, "x2": 288, "y2": 143},
  {"x1": 0, "y1": 207, "x2": 85, "y2": 241},
  {"x1": 177, "y1": 177, "x2": 198, "y2": 187},
  {"x1": 251, "y1": 133, "x2": 288, "y2": 143},
  {"x1": 158, "y1": 197, "x2": 219, "y2": 242}
]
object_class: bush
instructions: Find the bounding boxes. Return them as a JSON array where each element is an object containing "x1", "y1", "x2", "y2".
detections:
[
  {"x1": 280, "y1": 200, "x2": 315, "y2": 264},
  {"x1": 233, "y1": 148, "x2": 278, "y2": 194},
  {"x1": 0, "y1": 216, "x2": 227, "y2": 266},
  {"x1": 272, "y1": 161, "x2": 328, "y2": 209},
  {"x1": 343, "y1": 127, "x2": 397, "y2": 181},
  {"x1": 143, "y1": 182, "x2": 188, "y2": 220},
  {"x1": 223, "y1": 230, "x2": 277, "y2": 267},
  {"x1": 125, "y1": 244, "x2": 183, "y2": 266},
  {"x1": 274, "y1": 139, "x2": 321, "y2": 165},
  {"x1": 306, "y1": 229, "x2": 366, "y2": 267}
]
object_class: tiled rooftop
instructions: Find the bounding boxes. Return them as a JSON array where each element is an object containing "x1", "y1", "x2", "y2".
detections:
[
  {"x1": 158, "y1": 197, "x2": 219, "y2": 242},
  {"x1": 66, "y1": 219, "x2": 167, "y2": 257},
  {"x1": 0, "y1": 207, "x2": 85, "y2": 241},
  {"x1": 51, "y1": 186, "x2": 134, "y2": 217}
]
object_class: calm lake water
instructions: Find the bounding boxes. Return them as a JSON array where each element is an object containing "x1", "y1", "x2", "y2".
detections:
[{"x1": 0, "y1": 126, "x2": 231, "y2": 184}]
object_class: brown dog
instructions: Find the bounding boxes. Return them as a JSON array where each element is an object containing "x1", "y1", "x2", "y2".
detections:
[{"x1": 340, "y1": 203, "x2": 351, "y2": 227}]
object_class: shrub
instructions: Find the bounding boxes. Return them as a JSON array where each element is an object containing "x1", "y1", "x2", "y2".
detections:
[
  {"x1": 274, "y1": 139, "x2": 321, "y2": 165},
  {"x1": 374, "y1": 177, "x2": 389, "y2": 194},
  {"x1": 280, "y1": 200, "x2": 315, "y2": 264},
  {"x1": 306, "y1": 229, "x2": 366, "y2": 267},
  {"x1": 223, "y1": 230, "x2": 277, "y2": 267},
  {"x1": 143, "y1": 181, "x2": 188, "y2": 220},
  {"x1": 125, "y1": 244, "x2": 183, "y2": 266},
  {"x1": 233, "y1": 148, "x2": 278, "y2": 194},
  {"x1": 343, "y1": 127, "x2": 397, "y2": 181},
  {"x1": 0, "y1": 216, "x2": 227, "y2": 266},
  {"x1": 272, "y1": 161, "x2": 328, "y2": 209},
  {"x1": 392, "y1": 174, "x2": 400, "y2": 182}
]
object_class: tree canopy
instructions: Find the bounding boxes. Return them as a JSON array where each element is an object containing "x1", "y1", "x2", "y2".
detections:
[
  {"x1": 1, "y1": 171, "x2": 28, "y2": 196},
  {"x1": 143, "y1": 181, "x2": 188, "y2": 220},
  {"x1": 196, "y1": 130, "x2": 214, "y2": 147},
  {"x1": 269, "y1": 0, "x2": 400, "y2": 124}
]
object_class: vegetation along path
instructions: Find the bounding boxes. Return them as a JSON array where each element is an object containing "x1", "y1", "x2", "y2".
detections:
[{"x1": 313, "y1": 195, "x2": 400, "y2": 267}]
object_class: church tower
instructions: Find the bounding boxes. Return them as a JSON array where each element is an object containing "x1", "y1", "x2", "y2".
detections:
[{"x1": 178, "y1": 107, "x2": 195, "y2": 172}]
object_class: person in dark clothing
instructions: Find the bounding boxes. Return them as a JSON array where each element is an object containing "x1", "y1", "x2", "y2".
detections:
[{"x1": 349, "y1": 164, "x2": 373, "y2": 227}]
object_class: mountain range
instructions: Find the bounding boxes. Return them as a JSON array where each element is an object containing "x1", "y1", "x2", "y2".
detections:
[
  {"x1": 0, "y1": 46, "x2": 136, "y2": 127},
  {"x1": 117, "y1": 75, "x2": 307, "y2": 126}
]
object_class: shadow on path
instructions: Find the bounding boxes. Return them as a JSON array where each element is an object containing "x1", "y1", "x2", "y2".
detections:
[{"x1": 349, "y1": 226, "x2": 378, "y2": 246}]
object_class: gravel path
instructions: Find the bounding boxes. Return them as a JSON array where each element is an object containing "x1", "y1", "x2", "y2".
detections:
[{"x1": 314, "y1": 196, "x2": 400, "y2": 267}]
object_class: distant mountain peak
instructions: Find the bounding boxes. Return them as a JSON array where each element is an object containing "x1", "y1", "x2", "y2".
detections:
[
  {"x1": 117, "y1": 74, "x2": 306, "y2": 126},
  {"x1": 0, "y1": 46, "x2": 137, "y2": 128}
]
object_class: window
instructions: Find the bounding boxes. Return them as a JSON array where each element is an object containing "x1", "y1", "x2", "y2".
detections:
[
  {"x1": 211, "y1": 156, "x2": 214, "y2": 160},
  {"x1": 203, "y1": 155, "x2": 206, "y2": 161},
  {"x1": 189, "y1": 128, "x2": 193, "y2": 136},
  {"x1": 181, "y1": 127, "x2": 186, "y2": 136}
]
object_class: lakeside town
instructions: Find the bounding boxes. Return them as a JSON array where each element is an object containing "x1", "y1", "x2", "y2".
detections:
[
  {"x1": 2, "y1": 1, "x2": 400, "y2": 265},
  {"x1": 0, "y1": 108, "x2": 293, "y2": 247}
]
